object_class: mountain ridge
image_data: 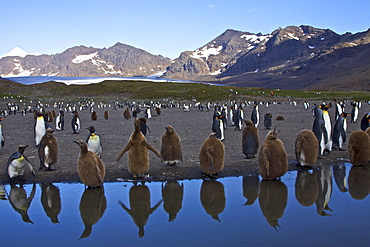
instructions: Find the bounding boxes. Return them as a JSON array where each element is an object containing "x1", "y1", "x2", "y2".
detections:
[{"x1": 1, "y1": 25, "x2": 369, "y2": 90}]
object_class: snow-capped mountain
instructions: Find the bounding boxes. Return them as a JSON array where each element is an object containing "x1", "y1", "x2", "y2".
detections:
[
  {"x1": 1, "y1": 47, "x2": 39, "y2": 58},
  {"x1": 0, "y1": 25, "x2": 369, "y2": 90}
]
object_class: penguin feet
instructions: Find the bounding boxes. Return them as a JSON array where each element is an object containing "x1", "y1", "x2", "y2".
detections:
[
  {"x1": 323, "y1": 149, "x2": 331, "y2": 154},
  {"x1": 339, "y1": 148, "x2": 346, "y2": 151}
]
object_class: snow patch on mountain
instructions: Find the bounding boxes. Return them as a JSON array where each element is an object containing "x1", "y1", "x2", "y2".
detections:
[
  {"x1": 191, "y1": 46, "x2": 223, "y2": 60},
  {"x1": 72, "y1": 52, "x2": 98, "y2": 63}
]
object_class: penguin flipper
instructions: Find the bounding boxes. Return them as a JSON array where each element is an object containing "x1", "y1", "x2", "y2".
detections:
[
  {"x1": 117, "y1": 143, "x2": 131, "y2": 162},
  {"x1": 145, "y1": 142, "x2": 162, "y2": 159}
]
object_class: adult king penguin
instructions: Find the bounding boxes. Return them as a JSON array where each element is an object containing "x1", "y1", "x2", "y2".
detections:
[
  {"x1": 212, "y1": 115, "x2": 224, "y2": 141},
  {"x1": 242, "y1": 120, "x2": 259, "y2": 159},
  {"x1": 251, "y1": 103, "x2": 259, "y2": 128},
  {"x1": 55, "y1": 110, "x2": 64, "y2": 131},
  {"x1": 7, "y1": 145, "x2": 36, "y2": 183},
  {"x1": 332, "y1": 113, "x2": 349, "y2": 151},
  {"x1": 350, "y1": 101, "x2": 359, "y2": 123},
  {"x1": 86, "y1": 126, "x2": 103, "y2": 158},
  {"x1": 38, "y1": 127, "x2": 58, "y2": 171},
  {"x1": 312, "y1": 104, "x2": 326, "y2": 156},
  {"x1": 160, "y1": 125, "x2": 182, "y2": 166},
  {"x1": 258, "y1": 128, "x2": 288, "y2": 180},
  {"x1": 0, "y1": 117, "x2": 4, "y2": 154},
  {"x1": 360, "y1": 112, "x2": 370, "y2": 131},
  {"x1": 321, "y1": 104, "x2": 333, "y2": 153},
  {"x1": 71, "y1": 110, "x2": 81, "y2": 134},
  {"x1": 34, "y1": 111, "x2": 48, "y2": 147}
]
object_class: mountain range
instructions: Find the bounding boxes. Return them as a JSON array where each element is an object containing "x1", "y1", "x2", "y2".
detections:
[{"x1": 1, "y1": 25, "x2": 369, "y2": 90}]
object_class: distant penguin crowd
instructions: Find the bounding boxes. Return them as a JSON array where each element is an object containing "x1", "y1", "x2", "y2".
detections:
[{"x1": 0, "y1": 97, "x2": 369, "y2": 186}]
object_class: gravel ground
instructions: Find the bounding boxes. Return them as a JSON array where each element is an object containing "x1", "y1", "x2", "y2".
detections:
[{"x1": 0, "y1": 98, "x2": 368, "y2": 184}]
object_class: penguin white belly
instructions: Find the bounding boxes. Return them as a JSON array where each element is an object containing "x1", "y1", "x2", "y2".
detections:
[
  {"x1": 323, "y1": 112, "x2": 332, "y2": 151},
  {"x1": 44, "y1": 146, "x2": 50, "y2": 167},
  {"x1": 87, "y1": 136, "x2": 101, "y2": 156},
  {"x1": 320, "y1": 133, "x2": 326, "y2": 155},
  {"x1": 55, "y1": 116, "x2": 61, "y2": 130},
  {"x1": 220, "y1": 120, "x2": 224, "y2": 141},
  {"x1": 353, "y1": 108, "x2": 358, "y2": 122},
  {"x1": 338, "y1": 135, "x2": 343, "y2": 149},
  {"x1": 75, "y1": 118, "x2": 80, "y2": 132},
  {"x1": 299, "y1": 152, "x2": 306, "y2": 166},
  {"x1": 8, "y1": 158, "x2": 26, "y2": 178},
  {"x1": 35, "y1": 119, "x2": 46, "y2": 145}
]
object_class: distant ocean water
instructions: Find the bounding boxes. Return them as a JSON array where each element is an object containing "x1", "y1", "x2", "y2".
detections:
[{"x1": 3, "y1": 76, "x2": 196, "y2": 86}]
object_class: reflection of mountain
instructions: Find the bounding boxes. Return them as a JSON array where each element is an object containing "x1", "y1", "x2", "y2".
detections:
[
  {"x1": 348, "y1": 165, "x2": 370, "y2": 200},
  {"x1": 161, "y1": 181, "x2": 184, "y2": 222},
  {"x1": 119, "y1": 184, "x2": 162, "y2": 238},
  {"x1": 9, "y1": 183, "x2": 36, "y2": 224},
  {"x1": 333, "y1": 164, "x2": 348, "y2": 193},
  {"x1": 79, "y1": 187, "x2": 107, "y2": 239},
  {"x1": 295, "y1": 170, "x2": 319, "y2": 207},
  {"x1": 40, "y1": 183, "x2": 61, "y2": 223},
  {"x1": 314, "y1": 165, "x2": 333, "y2": 216},
  {"x1": 259, "y1": 180, "x2": 287, "y2": 231},
  {"x1": 242, "y1": 175, "x2": 260, "y2": 206},
  {"x1": 200, "y1": 180, "x2": 226, "y2": 222}
]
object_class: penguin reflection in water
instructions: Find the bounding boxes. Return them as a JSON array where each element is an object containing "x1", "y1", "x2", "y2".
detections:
[
  {"x1": 40, "y1": 183, "x2": 61, "y2": 224},
  {"x1": 117, "y1": 119, "x2": 162, "y2": 178},
  {"x1": 74, "y1": 140, "x2": 105, "y2": 188},
  {"x1": 38, "y1": 127, "x2": 58, "y2": 171},
  {"x1": 161, "y1": 181, "x2": 184, "y2": 222},
  {"x1": 200, "y1": 180, "x2": 226, "y2": 222},
  {"x1": 79, "y1": 187, "x2": 107, "y2": 239},
  {"x1": 7, "y1": 145, "x2": 36, "y2": 183},
  {"x1": 119, "y1": 183, "x2": 162, "y2": 237},
  {"x1": 258, "y1": 128, "x2": 288, "y2": 180},
  {"x1": 199, "y1": 132, "x2": 225, "y2": 178},
  {"x1": 9, "y1": 183, "x2": 36, "y2": 224}
]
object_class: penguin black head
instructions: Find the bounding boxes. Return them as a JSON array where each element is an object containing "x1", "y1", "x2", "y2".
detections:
[
  {"x1": 86, "y1": 126, "x2": 96, "y2": 133},
  {"x1": 18, "y1": 145, "x2": 29, "y2": 154},
  {"x1": 341, "y1": 113, "x2": 350, "y2": 118}
]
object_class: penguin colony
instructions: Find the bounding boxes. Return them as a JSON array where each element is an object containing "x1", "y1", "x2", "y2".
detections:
[{"x1": 0, "y1": 98, "x2": 369, "y2": 185}]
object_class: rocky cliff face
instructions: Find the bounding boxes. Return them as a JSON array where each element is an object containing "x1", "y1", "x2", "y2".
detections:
[{"x1": 0, "y1": 43, "x2": 171, "y2": 77}]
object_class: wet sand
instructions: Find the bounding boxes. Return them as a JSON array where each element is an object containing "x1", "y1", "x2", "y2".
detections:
[{"x1": 0, "y1": 99, "x2": 368, "y2": 184}]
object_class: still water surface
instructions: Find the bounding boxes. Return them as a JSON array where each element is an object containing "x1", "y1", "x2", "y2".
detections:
[{"x1": 1, "y1": 163, "x2": 369, "y2": 246}]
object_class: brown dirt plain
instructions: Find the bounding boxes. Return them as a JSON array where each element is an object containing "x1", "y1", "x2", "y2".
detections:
[{"x1": 0, "y1": 98, "x2": 369, "y2": 184}]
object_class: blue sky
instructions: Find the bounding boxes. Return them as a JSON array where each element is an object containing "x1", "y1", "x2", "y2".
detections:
[{"x1": 1, "y1": 0, "x2": 369, "y2": 59}]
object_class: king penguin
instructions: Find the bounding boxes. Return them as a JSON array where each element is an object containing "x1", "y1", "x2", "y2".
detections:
[
  {"x1": 86, "y1": 126, "x2": 103, "y2": 158},
  {"x1": 242, "y1": 120, "x2": 259, "y2": 159},
  {"x1": 332, "y1": 113, "x2": 349, "y2": 151},
  {"x1": 139, "y1": 117, "x2": 151, "y2": 137},
  {"x1": 0, "y1": 117, "x2": 5, "y2": 154},
  {"x1": 116, "y1": 119, "x2": 162, "y2": 178},
  {"x1": 320, "y1": 104, "x2": 332, "y2": 153},
  {"x1": 263, "y1": 113, "x2": 272, "y2": 129},
  {"x1": 350, "y1": 101, "x2": 359, "y2": 123},
  {"x1": 160, "y1": 125, "x2": 182, "y2": 166},
  {"x1": 124, "y1": 108, "x2": 132, "y2": 120},
  {"x1": 360, "y1": 112, "x2": 370, "y2": 131},
  {"x1": 258, "y1": 127, "x2": 288, "y2": 180},
  {"x1": 72, "y1": 110, "x2": 81, "y2": 134},
  {"x1": 199, "y1": 132, "x2": 225, "y2": 177},
  {"x1": 348, "y1": 130, "x2": 370, "y2": 166},
  {"x1": 234, "y1": 105, "x2": 244, "y2": 130},
  {"x1": 7, "y1": 145, "x2": 36, "y2": 183},
  {"x1": 38, "y1": 127, "x2": 58, "y2": 171},
  {"x1": 312, "y1": 104, "x2": 325, "y2": 156},
  {"x1": 55, "y1": 110, "x2": 64, "y2": 131},
  {"x1": 74, "y1": 140, "x2": 106, "y2": 188},
  {"x1": 294, "y1": 129, "x2": 319, "y2": 167},
  {"x1": 212, "y1": 115, "x2": 224, "y2": 140},
  {"x1": 34, "y1": 111, "x2": 47, "y2": 146},
  {"x1": 251, "y1": 103, "x2": 259, "y2": 128}
]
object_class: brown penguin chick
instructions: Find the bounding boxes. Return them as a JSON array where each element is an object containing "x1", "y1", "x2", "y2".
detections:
[
  {"x1": 116, "y1": 119, "x2": 162, "y2": 178},
  {"x1": 242, "y1": 120, "x2": 259, "y2": 159},
  {"x1": 294, "y1": 129, "x2": 319, "y2": 167},
  {"x1": 161, "y1": 125, "x2": 182, "y2": 166},
  {"x1": 74, "y1": 140, "x2": 105, "y2": 188},
  {"x1": 124, "y1": 108, "x2": 131, "y2": 120},
  {"x1": 51, "y1": 110, "x2": 57, "y2": 118},
  {"x1": 47, "y1": 111, "x2": 54, "y2": 122},
  {"x1": 104, "y1": 110, "x2": 109, "y2": 120},
  {"x1": 348, "y1": 130, "x2": 370, "y2": 165},
  {"x1": 276, "y1": 116, "x2": 285, "y2": 121},
  {"x1": 199, "y1": 132, "x2": 225, "y2": 177},
  {"x1": 258, "y1": 128, "x2": 288, "y2": 180},
  {"x1": 91, "y1": 111, "x2": 97, "y2": 121},
  {"x1": 38, "y1": 127, "x2": 58, "y2": 171},
  {"x1": 155, "y1": 107, "x2": 161, "y2": 116}
]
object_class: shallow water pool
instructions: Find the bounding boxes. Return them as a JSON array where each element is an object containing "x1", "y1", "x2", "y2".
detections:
[{"x1": 1, "y1": 163, "x2": 369, "y2": 246}]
